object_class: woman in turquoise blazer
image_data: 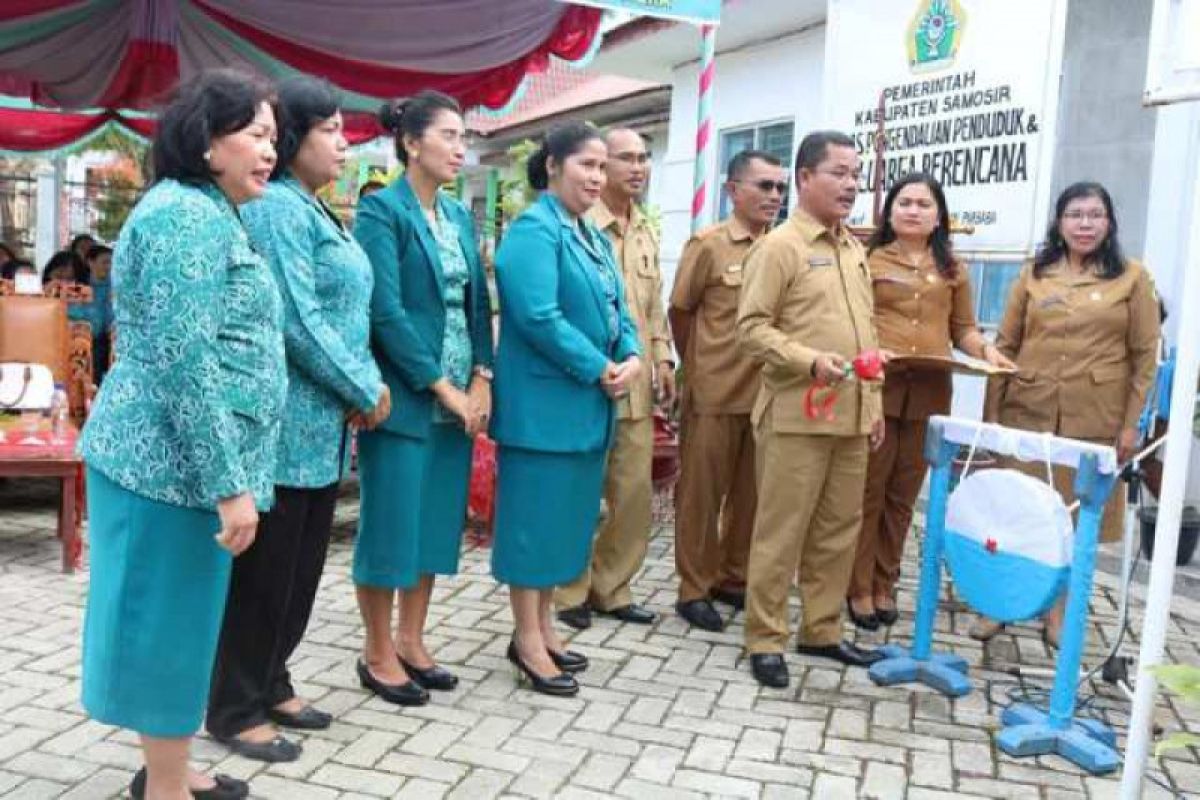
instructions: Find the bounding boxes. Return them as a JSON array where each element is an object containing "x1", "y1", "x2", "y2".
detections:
[
  {"x1": 492, "y1": 122, "x2": 642, "y2": 697},
  {"x1": 206, "y1": 77, "x2": 389, "y2": 764},
  {"x1": 77, "y1": 69, "x2": 282, "y2": 800},
  {"x1": 352, "y1": 91, "x2": 494, "y2": 703}
]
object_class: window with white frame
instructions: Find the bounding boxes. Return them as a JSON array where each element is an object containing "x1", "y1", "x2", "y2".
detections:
[{"x1": 717, "y1": 121, "x2": 794, "y2": 222}]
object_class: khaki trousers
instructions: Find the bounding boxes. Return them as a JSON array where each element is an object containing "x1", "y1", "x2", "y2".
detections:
[
  {"x1": 744, "y1": 429, "x2": 869, "y2": 654},
  {"x1": 674, "y1": 411, "x2": 756, "y2": 602},
  {"x1": 556, "y1": 416, "x2": 654, "y2": 611},
  {"x1": 849, "y1": 416, "x2": 927, "y2": 601}
]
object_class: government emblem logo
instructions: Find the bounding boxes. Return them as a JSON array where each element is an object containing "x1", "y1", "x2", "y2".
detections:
[{"x1": 907, "y1": 0, "x2": 966, "y2": 72}]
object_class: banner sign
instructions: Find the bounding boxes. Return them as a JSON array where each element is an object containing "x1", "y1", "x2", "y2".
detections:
[
  {"x1": 564, "y1": 0, "x2": 720, "y2": 25},
  {"x1": 825, "y1": 0, "x2": 1064, "y2": 252}
]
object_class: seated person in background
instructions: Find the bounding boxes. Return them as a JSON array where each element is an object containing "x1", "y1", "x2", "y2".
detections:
[
  {"x1": 86, "y1": 245, "x2": 115, "y2": 381},
  {"x1": 43, "y1": 250, "x2": 89, "y2": 286}
]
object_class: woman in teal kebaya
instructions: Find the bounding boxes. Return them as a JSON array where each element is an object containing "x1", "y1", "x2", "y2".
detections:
[
  {"x1": 353, "y1": 91, "x2": 494, "y2": 703},
  {"x1": 206, "y1": 77, "x2": 389, "y2": 764},
  {"x1": 491, "y1": 123, "x2": 642, "y2": 697},
  {"x1": 77, "y1": 69, "x2": 281, "y2": 800}
]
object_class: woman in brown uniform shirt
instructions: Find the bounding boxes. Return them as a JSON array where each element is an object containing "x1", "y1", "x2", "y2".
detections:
[
  {"x1": 848, "y1": 173, "x2": 1013, "y2": 630},
  {"x1": 971, "y1": 181, "x2": 1159, "y2": 646}
]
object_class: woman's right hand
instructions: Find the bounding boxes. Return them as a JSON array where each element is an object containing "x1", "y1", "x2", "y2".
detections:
[
  {"x1": 433, "y1": 379, "x2": 481, "y2": 436},
  {"x1": 601, "y1": 357, "x2": 642, "y2": 399},
  {"x1": 216, "y1": 492, "x2": 258, "y2": 556}
]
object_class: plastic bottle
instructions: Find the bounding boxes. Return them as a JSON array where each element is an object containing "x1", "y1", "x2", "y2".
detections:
[{"x1": 49, "y1": 383, "x2": 69, "y2": 442}]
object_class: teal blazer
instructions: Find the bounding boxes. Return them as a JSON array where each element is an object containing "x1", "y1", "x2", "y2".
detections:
[
  {"x1": 244, "y1": 175, "x2": 383, "y2": 489},
  {"x1": 79, "y1": 180, "x2": 287, "y2": 511},
  {"x1": 490, "y1": 193, "x2": 640, "y2": 453},
  {"x1": 354, "y1": 177, "x2": 494, "y2": 439}
]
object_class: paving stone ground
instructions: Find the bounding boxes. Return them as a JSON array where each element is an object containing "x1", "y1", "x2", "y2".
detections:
[{"x1": 1, "y1": 476, "x2": 1197, "y2": 799}]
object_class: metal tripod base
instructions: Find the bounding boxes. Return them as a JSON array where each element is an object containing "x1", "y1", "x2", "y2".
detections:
[
  {"x1": 868, "y1": 644, "x2": 972, "y2": 697},
  {"x1": 997, "y1": 703, "x2": 1119, "y2": 774}
]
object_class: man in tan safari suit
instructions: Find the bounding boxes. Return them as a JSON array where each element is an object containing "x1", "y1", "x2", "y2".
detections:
[
  {"x1": 669, "y1": 149, "x2": 787, "y2": 631},
  {"x1": 737, "y1": 131, "x2": 886, "y2": 688},
  {"x1": 556, "y1": 128, "x2": 674, "y2": 628}
]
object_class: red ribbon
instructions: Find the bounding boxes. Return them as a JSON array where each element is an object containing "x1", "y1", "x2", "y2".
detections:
[{"x1": 802, "y1": 349, "x2": 886, "y2": 421}]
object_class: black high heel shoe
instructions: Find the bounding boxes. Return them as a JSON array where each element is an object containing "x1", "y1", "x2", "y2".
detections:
[
  {"x1": 548, "y1": 648, "x2": 588, "y2": 673},
  {"x1": 399, "y1": 656, "x2": 460, "y2": 691},
  {"x1": 506, "y1": 640, "x2": 579, "y2": 696},
  {"x1": 130, "y1": 768, "x2": 249, "y2": 799},
  {"x1": 356, "y1": 659, "x2": 429, "y2": 706},
  {"x1": 847, "y1": 599, "x2": 880, "y2": 631}
]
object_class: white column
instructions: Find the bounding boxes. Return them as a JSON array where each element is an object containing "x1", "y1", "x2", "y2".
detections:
[{"x1": 33, "y1": 162, "x2": 60, "y2": 271}]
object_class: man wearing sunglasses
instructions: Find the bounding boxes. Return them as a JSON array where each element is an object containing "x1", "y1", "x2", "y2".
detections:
[
  {"x1": 737, "y1": 130, "x2": 886, "y2": 688},
  {"x1": 668, "y1": 150, "x2": 786, "y2": 632}
]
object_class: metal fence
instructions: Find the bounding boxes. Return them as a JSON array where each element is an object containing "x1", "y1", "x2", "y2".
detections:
[{"x1": 0, "y1": 173, "x2": 37, "y2": 256}]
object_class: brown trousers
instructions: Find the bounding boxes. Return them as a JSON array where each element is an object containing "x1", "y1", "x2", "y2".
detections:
[
  {"x1": 849, "y1": 416, "x2": 927, "y2": 601},
  {"x1": 673, "y1": 412, "x2": 756, "y2": 602},
  {"x1": 744, "y1": 427, "x2": 869, "y2": 654},
  {"x1": 556, "y1": 416, "x2": 654, "y2": 611}
]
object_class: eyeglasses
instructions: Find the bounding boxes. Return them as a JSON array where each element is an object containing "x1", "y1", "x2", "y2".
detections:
[
  {"x1": 1062, "y1": 210, "x2": 1108, "y2": 223},
  {"x1": 815, "y1": 168, "x2": 862, "y2": 184},
  {"x1": 735, "y1": 179, "x2": 788, "y2": 194}
]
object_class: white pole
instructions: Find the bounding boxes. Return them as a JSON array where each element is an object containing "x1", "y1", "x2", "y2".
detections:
[{"x1": 1118, "y1": 149, "x2": 1200, "y2": 799}]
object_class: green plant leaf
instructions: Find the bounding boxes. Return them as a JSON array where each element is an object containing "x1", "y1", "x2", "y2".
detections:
[
  {"x1": 1154, "y1": 731, "x2": 1200, "y2": 758},
  {"x1": 1150, "y1": 664, "x2": 1200, "y2": 704}
]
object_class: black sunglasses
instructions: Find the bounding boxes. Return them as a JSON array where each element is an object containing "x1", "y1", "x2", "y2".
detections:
[{"x1": 734, "y1": 179, "x2": 788, "y2": 194}]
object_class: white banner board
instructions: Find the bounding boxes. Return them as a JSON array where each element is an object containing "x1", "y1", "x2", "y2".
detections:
[{"x1": 824, "y1": 0, "x2": 1066, "y2": 253}]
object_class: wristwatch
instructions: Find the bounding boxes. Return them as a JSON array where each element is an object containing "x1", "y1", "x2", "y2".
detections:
[{"x1": 472, "y1": 365, "x2": 494, "y2": 381}]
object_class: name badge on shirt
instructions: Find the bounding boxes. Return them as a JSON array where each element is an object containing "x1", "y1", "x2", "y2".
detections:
[
  {"x1": 727, "y1": 263, "x2": 743, "y2": 273},
  {"x1": 808, "y1": 256, "x2": 834, "y2": 268},
  {"x1": 1038, "y1": 293, "x2": 1069, "y2": 310}
]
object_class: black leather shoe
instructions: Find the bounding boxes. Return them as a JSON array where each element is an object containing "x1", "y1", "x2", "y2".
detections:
[
  {"x1": 131, "y1": 767, "x2": 250, "y2": 799},
  {"x1": 710, "y1": 587, "x2": 746, "y2": 610},
  {"x1": 268, "y1": 704, "x2": 332, "y2": 730},
  {"x1": 400, "y1": 657, "x2": 460, "y2": 691},
  {"x1": 507, "y1": 640, "x2": 579, "y2": 696},
  {"x1": 556, "y1": 605, "x2": 592, "y2": 630},
  {"x1": 874, "y1": 605, "x2": 899, "y2": 627},
  {"x1": 218, "y1": 733, "x2": 302, "y2": 763},
  {"x1": 847, "y1": 600, "x2": 880, "y2": 631},
  {"x1": 356, "y1": 659, "x2": 429, "y2": 706},
  {"x1": 749, "y1": 653, "x2": 790, "y2": 688},
  {"x1": 599, "y1": 603, "x2": 656, "y2": 624},
  {"x1": 548, "y1": 648, "x2": 588, "y2": 673},
  {"x1": 676, "y1": 599, "x2": 724, "y2": 632},
  {"x1": 795, "y1": 640, "x2": 884, "y2": 668}
]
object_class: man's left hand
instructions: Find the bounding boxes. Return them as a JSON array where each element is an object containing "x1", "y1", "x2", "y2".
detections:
[
  {"x1": 657, "y1": 361, "x2": 677, "y2": 407},
  {"x1": 869, "y1": 418, "x2": 886, "y2": 451}
]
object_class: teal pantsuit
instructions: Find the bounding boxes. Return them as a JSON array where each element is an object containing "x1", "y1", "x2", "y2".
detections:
[
  {"x1": 78, "y1": 179, "x2": 286, "y2": 736},
  {"x1": 490, "y1": 194, "x2": 641, "y2": 588},
  {"x1": 352, "y1": 177, "x2": 493, "y2": 587}
]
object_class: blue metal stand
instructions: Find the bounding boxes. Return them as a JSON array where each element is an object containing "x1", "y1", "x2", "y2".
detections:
[
  {"x1": 868, "y1": 421, "x2": 1121, "y2": 774},
  {"x1": 992, "y1": 454, "x2": 1120, "y2": 775},
  {"x1": 870, "y1": 429, "x2": 971, "y2": 695}
]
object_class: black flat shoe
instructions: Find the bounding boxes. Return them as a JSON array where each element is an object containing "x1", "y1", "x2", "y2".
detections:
[
  {"x1": 548, "y1": 648, "x2": 588, "y2": 673},
  {"x1": 598, "y1": 603, "x2": 656, "y2": 624},
  {"x1": 874, "y1": 606, "x2": 899, "y2": 627},
  {"x1": 795, "y1": 640, "x2": 884, "y2": 668},
  {"x1": 749, "y1": 653, "x2": 790, "y2": 688},
  {"x1": 218, "y1": 733, "x2": 302, "y2": 763},
  {"x1": 710, "y1": 587, "x2": 746, "y2": 610},
  {"x1": 506, "y1": 640, "x2": 579, "y2": 696},
  {"x1": 676, "y1": 598, "x2": 724, "y2": 632},
  {"x1": 847, "y1": 600, "x2": 880, "y2": 631},
  {"x1": 556, "y1": 604, "x2": 592, "y2": 630},
  {"x1": 130, "y1": 768, "x2": 250, "y2": 799},
  {"x1": 399, "y1": 657, "x2": 460, "y2": 691},
  {"x1": 268, "y1": 704, "x2": 332, "y2": 730},
  {"x1": 356, "y1": 659, "x2": 429, "y2": 706}
]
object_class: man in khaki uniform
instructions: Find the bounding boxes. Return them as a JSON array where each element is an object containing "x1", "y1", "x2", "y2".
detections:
[
  {"x1": 556, "y1": 128, "x2": 675, "y2": 629},
  {"x1": 737, "y1": 131, "x2": 886, "y2": 688},
  {"x1": 669, "y1": 150, "x2": 787, "y2": 631}
]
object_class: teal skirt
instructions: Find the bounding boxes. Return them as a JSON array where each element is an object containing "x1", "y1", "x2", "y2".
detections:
[
  {"x1": 492, "y1": 446, "x2": 607, "y2": 589},
  {"x1": 354, "y1": 424, "x2": 473, "y2": 589},
  {"x1": 81, "y1": 467, "x2": 231, "y2": 737}
]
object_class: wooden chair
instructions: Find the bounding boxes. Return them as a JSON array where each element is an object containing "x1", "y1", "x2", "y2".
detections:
[
  {"x1": 42, "y1": 281, "x2": 96, "y2": 422},
  {"x1": 0, "y1": 293, "x2": 85, "y2": 572}
]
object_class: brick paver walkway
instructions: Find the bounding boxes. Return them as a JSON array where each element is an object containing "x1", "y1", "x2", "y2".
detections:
[{"x1": 1, "y1": 476, "x2": 1197, "y2": 799}]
